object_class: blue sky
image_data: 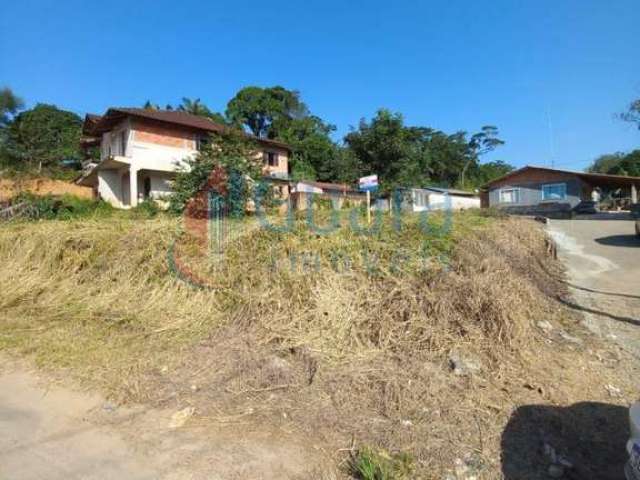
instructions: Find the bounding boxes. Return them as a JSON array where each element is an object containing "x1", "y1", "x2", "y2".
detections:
[{"x1": 1, "y1": 0, "x2": 639, "y2": 170}]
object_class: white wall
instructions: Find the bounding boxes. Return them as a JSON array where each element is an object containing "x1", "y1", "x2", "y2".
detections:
[
  {"x1": 129, "y1": 142, "x2": 194, "y2": 172},
  {"x1": 97, "y1": 170, "x2": 124, "y2": 207},
  {"x1": 137, "y1": 171, "x2": 175, "y2": 201},
  {"x1": 406, "y1": 189, "x2": 480, "y2": 211},
  {"x1": 428, "y1": 193, "x2": 480, "y2": 210},
  {"x1": 99, "y1": 118, "x2": 195, "y2": 173}
]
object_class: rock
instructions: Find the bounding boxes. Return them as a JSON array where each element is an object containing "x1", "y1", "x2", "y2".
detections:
[
  {"x1": 548, "y1": 464, "x2": 564, "y2": 478},
  {"x1": 537, "y1": 320, "x2": 554, "y2": 332},
  {"x1": 160, "y1": 365, "x2": 169, "y2": 374},
  {"x1": 168, "y1": 406, "x2": 195, "y2": 429},
  {"x1": 102, "y1": 402, "x2": 117, "y2": 412},
  {"x1": 559, "y1": 331, "x2": 583, "y2": 345},
  {"x1": 605, "y1": 384, "x2": 622, "y2": 397},
  {"x1": 401, "y1": 419, "x2": 413, "y2": 427},
  {"x1": 190, "y1": 384, "x2": 199, "y2": 392},
  {"x1": 449, "y1": 352, "x2": 482, "y2": 376}
]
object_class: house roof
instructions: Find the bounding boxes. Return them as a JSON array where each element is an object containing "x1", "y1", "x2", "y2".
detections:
[
  {"x1": 296, "y1": 179, "x2": 361, "y2": 194},
  {"x1": 83, "y1": 108, "x2": 291, "y2": 151},
  {"x1": 422, "y1": 186, "x2": 477, "y2": 197},
  {"x1": 482, "y1": 165, "x2": 640, "y2": 189}
]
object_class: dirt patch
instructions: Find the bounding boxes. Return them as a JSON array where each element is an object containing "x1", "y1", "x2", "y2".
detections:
[
  {"x1": 0, "y1": 360, "x2": 324, "y2": 480},
  {"x1": 0, "y1": 178, "x2": 94, "y2": 201}
]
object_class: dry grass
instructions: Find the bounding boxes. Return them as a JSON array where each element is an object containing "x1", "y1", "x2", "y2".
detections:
[{"x1": 0, "y1": 211, "x2": 636, "y2": 478}]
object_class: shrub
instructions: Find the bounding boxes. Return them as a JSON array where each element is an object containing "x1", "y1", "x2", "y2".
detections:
[
  {"x1": 169, "y1": 130, "x2": 263, "y2": 214},
  {"x1": 132, "y1": 199, "x2": 160, "y2": 219},
  {"x1": 12, "y1": 192, "x2": 114, "y2": 220},
  {"x1": 348, "y1": 447, "x2": 414, "y2": 480}
]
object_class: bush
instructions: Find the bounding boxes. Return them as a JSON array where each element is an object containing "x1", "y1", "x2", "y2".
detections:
[
  {"x1": 348, "y1": 447, "x2": 414, "y2": 480},
  {"x1": 12, "y1": 193, "x2": 115, "y2": 220},
  {"x1": 132, "y1": 199, "x2": 160, "y2": 219},
  {"x1": 169, "y1": 130, "x2": 262, "y2": 214}
]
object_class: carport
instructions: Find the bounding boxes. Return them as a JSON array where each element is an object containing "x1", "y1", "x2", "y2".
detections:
[{"x1": 574, "y1": 170, "x2": 639, "y2": 208}]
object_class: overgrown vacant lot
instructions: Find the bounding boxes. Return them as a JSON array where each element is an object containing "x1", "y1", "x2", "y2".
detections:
[{"x1": 0, "y1": 210, "x2": 636, "y2": 479}]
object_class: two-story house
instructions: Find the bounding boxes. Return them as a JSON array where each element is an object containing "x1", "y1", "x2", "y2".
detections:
[{"x1": 77, "y1": 108, "x2": 291, "y2": 208}]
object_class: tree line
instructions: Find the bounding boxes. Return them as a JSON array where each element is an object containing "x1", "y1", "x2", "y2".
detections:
[
  {"x1": 0, "y1": 85, "x2": 514, "y2": 188},
  {"x1": 147, "y1": 87, "x2": 514, "y2": 191}
]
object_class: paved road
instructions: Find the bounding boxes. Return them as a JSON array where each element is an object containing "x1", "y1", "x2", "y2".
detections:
[{"x1": 547, "y1": 215, "x2": 640, "y2": 358}]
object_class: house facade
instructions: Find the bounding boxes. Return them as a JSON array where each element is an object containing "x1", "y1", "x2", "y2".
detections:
[
  {"x1": 401, "y1": 187, "x2": 480, "y2": 212},
  {"x1": 481, "y1": 166, "x2": 640, "y2": 215},
  {"x1": 289, "y1": 180, "x2": 366, "y2": 210},
  {"x1": 78, "y1": 108, "x2": 290, "y2": 208}
]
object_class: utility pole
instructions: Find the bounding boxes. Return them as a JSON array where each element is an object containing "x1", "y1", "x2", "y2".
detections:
[{"x1": 546, "y1": 109, "x2": 556, "y2": 169}]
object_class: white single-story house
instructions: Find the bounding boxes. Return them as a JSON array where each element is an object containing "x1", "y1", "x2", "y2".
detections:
[
  {"x1": 77, "y1": 108, "x2": 291, "y2": 208},
  {"x1": 288, "y1": 180, "x2": 366, "y2": 210},
  {"x1": 402, "y1": 187, "x2": 480, "y2": 212}
]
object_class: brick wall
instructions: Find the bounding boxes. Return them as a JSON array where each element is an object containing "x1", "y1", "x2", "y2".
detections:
[{"x1": 132, "y1": 119, "x2": 196, "y2": 149}]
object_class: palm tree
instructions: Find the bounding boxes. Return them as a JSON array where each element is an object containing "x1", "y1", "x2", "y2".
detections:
[
  {"x1": 177, "y1": 97, "x2": 226, "y2": 123},
  {"x1": 142, "y1": 100, "x2": 160, "y2": 110},
  {"x1": 178, "y1": 98, "x2": 210, "y2": 116}
]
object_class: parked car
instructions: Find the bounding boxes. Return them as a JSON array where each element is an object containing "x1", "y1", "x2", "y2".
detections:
[{"x1": 626, "y1": 403, "x2": 640, "y2": 480}]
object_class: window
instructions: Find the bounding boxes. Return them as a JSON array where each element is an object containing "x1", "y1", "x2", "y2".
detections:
[
  {"x1": 542, "y1": 183, "x2": 567, "y2": 201},
  {"x1": 263, "y1": 151, "x2": 278, "y2": 167},
  {"x1": 413, "y1": 190, "x2": 428, "y2": 207},
  {"x1": 196, "y1": 135, "x2": 210, "y2": 151},
  {"x1": 499, "y1": 188, "x2": 520, "y2": 204},
  {"x1": 120, "y1": 130, "x2": 128, "y2": 156}
]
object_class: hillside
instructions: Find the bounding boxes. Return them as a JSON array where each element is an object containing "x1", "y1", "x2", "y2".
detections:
[{"x1": 0, "y1": 211, "x2": 636, "y2": 478}]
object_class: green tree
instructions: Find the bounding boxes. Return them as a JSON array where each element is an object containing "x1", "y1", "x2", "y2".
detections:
[
  {"x1": 169, "y1": 130, "x2": 261, "y2": 214},
  {"x1": 467, "y1": 160, "x2": 515, "y2": 187},
  {"x1": 461, "y1": 125, "x2": 505, "y2": 187},
  {"x1": 609, "y1": 150, "x2": 640, "y2": 177},
  {"x1": 621, "y1": 98, "x2": 640, "y2": 129},
  {"x1": 344, "y1": 110, "x2": 424, "y2": 191},
  {"x1": 273, "y1": 115, "x2": 346, "y2": 182},
  {"x1": 142, "y1": 100, "x2": 175, "y2": 111},
  {"x1": 344, "y1": 109, "x2": 504, "y2": 191},
  {"x1": 4, "y1": 104, "x2": 82, "y2": 172},
  {"x1": 0, "y1": 87, "x2": 25, "y2": 167},
  {"x1": 586, "y1": 153, "x2": 625, "y2": 173},
  {"x1": 0, "y1": 87, "x2": 24, "y2": 127},
  {"x1": 177, "y1": 97, "x2": 226, "y2": 124},
  {"x1": 226, "y1": 86, "x2": 308, "y2": 138},
  {"x1": 142, "y1": 100, "x2": 160, "y2": 110}
]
